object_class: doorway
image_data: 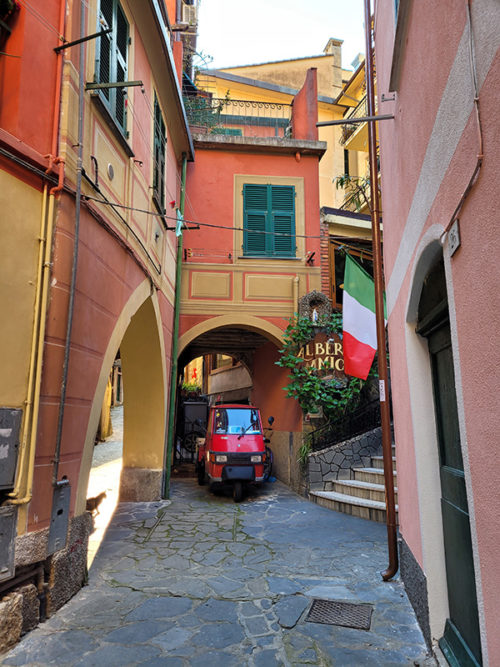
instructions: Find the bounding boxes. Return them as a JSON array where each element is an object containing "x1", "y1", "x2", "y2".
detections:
[{"x1": 417, "y1": 259, "x2": 481, "y2": 666}]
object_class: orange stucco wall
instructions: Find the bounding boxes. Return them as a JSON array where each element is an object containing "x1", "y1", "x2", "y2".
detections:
[
  {"x1": 0, "y1": 1, "x2": 60, "y2": 155},
  {"x1": 184, "y1": 149, "x2": 321, "y2": 263},
  {"x1": 251, "y1": 341, "x2": 301, "y2": 433}
]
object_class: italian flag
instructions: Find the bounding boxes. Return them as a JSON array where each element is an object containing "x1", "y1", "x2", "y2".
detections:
[{"x1": 342, "y1": 254, "x2": 385, "y2": 380}]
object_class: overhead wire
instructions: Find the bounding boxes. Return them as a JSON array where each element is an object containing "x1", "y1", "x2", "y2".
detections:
[
  {"x1": 15, "y1": 0, "x2": 200, "y2": 224},
  {"x1": 16, "y1": 0, "x2": 323, "y2": 252},
  {"x1": 17, "y1": 0, "x2": 64, "y2": 40},
  {"x1": 78, "y1": 192, "x2": 324, "y2": 239}
]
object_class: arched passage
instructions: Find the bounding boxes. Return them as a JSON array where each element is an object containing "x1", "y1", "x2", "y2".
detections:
[
  {"x1": 75, "y1": 280, "x2": 166, "y2": 513},
  {"x1": 176, "y1": 315, "x2": 302, "y2": 488}
]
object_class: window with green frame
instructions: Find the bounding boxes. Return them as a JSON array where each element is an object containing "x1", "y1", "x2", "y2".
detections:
[
  {"x1": 243, "y1": 184, "x2": 296, "y2": 257},
  {"x1": 153, "y1": 93, "x2": 166, "y2": 211},
  {"x1": 96, "y1": 0, "x2": 129, "y2": 133}
]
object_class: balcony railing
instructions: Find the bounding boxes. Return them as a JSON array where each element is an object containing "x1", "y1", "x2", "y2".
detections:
[
  {"x1": 183, "y1": 96, "x2": 292, "y2": 139},
  {"x1": 339, "y1": 96, "x2": 368, "y2": 145}
]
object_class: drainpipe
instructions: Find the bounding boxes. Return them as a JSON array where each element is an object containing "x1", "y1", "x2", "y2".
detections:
[
  {"x1": 163, "y1": 154, "x2": 188, "y2": 499},
  {"x1": 363, "y1": 0, "x2": 398, "y2": 580},
  {"x1": 52, "y1": 0, "x2": 85, "y2": 488},
  {"x1": 293, "y1": 275, "x2": 299, "y2": 314},
  {"x1": 6, "y1": 185, "x2": 49, "y2": 504}
]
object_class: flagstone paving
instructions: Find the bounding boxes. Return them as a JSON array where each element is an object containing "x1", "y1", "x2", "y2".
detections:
[{"x1": 1, "y1": 480, "x2": 435, "y2": 666}]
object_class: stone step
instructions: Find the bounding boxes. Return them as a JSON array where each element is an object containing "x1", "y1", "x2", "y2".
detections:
[
  {"x1": 371, "y1": 455, "x2": 397, "y2": 471},
  {"x1": 309, "y1": 490, "x2": 399, "y2": 524},
  {"x1": 332, "y1": 479, "x2": 398, "y2": 504},
  {"x1": 352, "y1": 467, "x2": 397, "y2": 485}
]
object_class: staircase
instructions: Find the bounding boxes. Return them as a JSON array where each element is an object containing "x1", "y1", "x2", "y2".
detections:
[{"x1": 309, "y1": 445, "x2": 398, "y2": 523}]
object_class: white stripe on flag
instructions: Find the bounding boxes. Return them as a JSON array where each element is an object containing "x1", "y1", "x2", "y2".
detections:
[{"x1": 343, "y1": 291, "x2": 378, "y2": 349}]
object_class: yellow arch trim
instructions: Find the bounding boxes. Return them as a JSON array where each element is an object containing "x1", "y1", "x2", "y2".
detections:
[
  {"x1": 75, "y1": 279, "x2": 165, "y2": 514},
  {"x1": 178, "y1": 314, "x2": 284, "y2": 355}
]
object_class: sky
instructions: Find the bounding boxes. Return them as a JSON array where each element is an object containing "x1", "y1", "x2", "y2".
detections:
[{"x1": 196, "y1": 0, "x2": 366, "y2": 73}]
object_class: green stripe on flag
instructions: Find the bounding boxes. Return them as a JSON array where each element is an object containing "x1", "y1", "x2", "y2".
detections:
[{"x1": 344, "y1": 254, "x2": 386, "y2": 318}]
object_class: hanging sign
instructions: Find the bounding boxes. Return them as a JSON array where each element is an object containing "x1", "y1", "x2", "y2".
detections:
[{"x1": 298, "y1": 333, "x2": 345, "y2": 379}]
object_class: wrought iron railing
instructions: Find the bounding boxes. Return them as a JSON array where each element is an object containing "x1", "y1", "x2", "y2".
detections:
[
  {"x1": 183, "y1": 96, "x2": 292, "y2": 139},
  {"x1": 339, "y1": 96, "x2": 368, "y2": 145},
  {"x1": 307, "y1": 399, "x2": 381, "y2": 453}
]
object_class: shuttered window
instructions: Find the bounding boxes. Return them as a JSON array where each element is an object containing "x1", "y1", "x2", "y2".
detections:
[
  {"x1": 96, "y1": 0, "x2": 129, "y2": 134},
  {"x1": 153, "y1": 93, "x2": 166, "y2": 211},
  {"x1": 243, "y1": 184, "x2": 295, "y2": 257}
]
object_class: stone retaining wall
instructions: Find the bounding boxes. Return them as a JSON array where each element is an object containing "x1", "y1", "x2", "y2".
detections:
[
  {"x1": 307, "y1": 427, "x2": 382, "y2": 490},
  {"x1": 0, "y1": 512, "x2": 92, "y2": 653}
]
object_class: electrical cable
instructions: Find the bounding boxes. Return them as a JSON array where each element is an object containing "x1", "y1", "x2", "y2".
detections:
[
  {"x1": 79, "y1": 193, "x2": 324, "y2": 239},
  {"x1": 17, "y1": 0, "x2": 64, "y2": 40}
]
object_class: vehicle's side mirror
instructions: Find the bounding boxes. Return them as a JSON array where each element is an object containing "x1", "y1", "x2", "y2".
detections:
[{"x1": 268, "y1": 416, "x2": 275, "y2": 426}]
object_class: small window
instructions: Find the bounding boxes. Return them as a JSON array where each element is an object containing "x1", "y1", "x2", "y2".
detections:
[
  {"x1": 243, "y1": 184, "x2": 295, "y2": 257},
  {"x1": 96, "y1": 0, "x2": 129, "y2": 133},
  {"x1": 153, "y1": 93, "x2": 166, "y2": 211},
  {"x1": 330, "y1": 241, "x2": 374, "y2": 309}
]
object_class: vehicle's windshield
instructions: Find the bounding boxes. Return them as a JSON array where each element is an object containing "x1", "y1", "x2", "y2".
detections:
[{"x1": 213, "y1": 408, "x2": 261, "y2": 435}]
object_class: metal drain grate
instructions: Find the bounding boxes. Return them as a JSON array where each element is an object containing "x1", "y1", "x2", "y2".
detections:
[{"x1": 305, "y1": 599, "x2": 373, "y2": 630}]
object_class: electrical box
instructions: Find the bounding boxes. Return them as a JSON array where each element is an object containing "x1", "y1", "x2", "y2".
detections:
[
  {"x1": 0, "y1": 408, "x2": 22, "y2": 489},
  {"x1": 0, "y1": 505, "x2": 17, "y2": 582},
  {"x1": 47, "y1": 482, "x2": 71, "y2": 555}
]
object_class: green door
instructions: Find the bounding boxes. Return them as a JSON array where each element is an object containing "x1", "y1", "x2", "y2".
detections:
[{"x1": 417, "y1": 261, "x2": 481, "y2": 666}]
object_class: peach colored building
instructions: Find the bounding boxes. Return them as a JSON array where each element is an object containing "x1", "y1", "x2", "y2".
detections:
[
  {"x1": 0, "y1": 0, "x2": 191, "y2": 643},
  {"x1": 374, "y1": 1, "x2": 500, "y2": 664},
  {"x1": 179, "y1": 69, "x2": 327, "y2": 485}
]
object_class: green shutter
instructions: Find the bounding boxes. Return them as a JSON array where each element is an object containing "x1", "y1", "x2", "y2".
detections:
[
  {"x1": 243, "y1": 184, "x2": 295, "y2": 257},
  {"x1": 243, "y1": 185, "x2": 267, "y2": 255},
  {"x1": 96, "y1": 0, "x2": 128, "y2": 132},
  {"x1": 153, "y1": 94, "x2": 166, "y2": 209},
  {"x1": 271, "y1": 186, "x2": 295, "y2": 256}
]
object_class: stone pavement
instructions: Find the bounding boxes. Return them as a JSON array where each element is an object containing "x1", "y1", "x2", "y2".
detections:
[{"x1": 1, "y1": 480, "x2": 434, "y2": 666}]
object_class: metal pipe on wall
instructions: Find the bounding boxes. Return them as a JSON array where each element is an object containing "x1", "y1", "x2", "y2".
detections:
[
  {"x1": 363, "y1": 0, "x2": 399, "y2": 580},
  {"x1": 163, "y1": 154, "x2": 188, "y2": 499},
  {"x1": 52, "y1": 0, "x2": 86, "y2": 487}
]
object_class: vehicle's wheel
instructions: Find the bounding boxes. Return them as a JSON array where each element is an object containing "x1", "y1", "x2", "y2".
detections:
[
  {"x1": 183, "y1": 432, "x2": 198, "y2": 452},
  {"x1": 233, "y1": 481, "x2": 243, "y2": 502},
  {"x1": 197, "y1": 462, "x2": 205, "y2": 485},
  {"x1": 263, "y1": 446, "x2": 273, "y2": 481}
]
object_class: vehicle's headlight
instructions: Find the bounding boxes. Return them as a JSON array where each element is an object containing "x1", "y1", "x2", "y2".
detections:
[
  {"x1": 250, "y1": 455, "x2": 262, "y2": 463},
  {"x1": 215, "y1": 454, "x2": 227, "y2": 463}
]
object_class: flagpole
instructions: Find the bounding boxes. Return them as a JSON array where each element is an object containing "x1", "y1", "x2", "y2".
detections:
[{"x1": 363, "y1": 0, "x2": 398, "y2": 580}]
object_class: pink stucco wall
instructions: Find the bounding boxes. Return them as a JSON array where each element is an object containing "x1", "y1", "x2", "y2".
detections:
[{"x1": 375, "y1": 0, "x2": 500, "y2": 660}]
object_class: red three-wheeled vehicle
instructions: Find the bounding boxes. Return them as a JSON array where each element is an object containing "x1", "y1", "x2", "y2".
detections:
[{"x1": 196, "y1": 404, "x2": 273, "y2": 502}]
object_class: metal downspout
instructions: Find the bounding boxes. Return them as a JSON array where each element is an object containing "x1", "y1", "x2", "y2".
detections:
[
  {"x1": 6, "y1": 186, "x2": 48, "y2": 504},
  {"x1": 363, "y1": 0, "x2": 398, "y2": 580},
  {"x1": 52, "y1": 0, "x2": 86, "y2": 488},
  {"x1": 163, "y1": 154, "x2": 187, "y2": 499}
]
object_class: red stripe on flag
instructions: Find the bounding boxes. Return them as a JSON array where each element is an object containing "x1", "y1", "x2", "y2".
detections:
[{"x1": 343, "y1": 331, "x2": 376, "y2": 380}]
